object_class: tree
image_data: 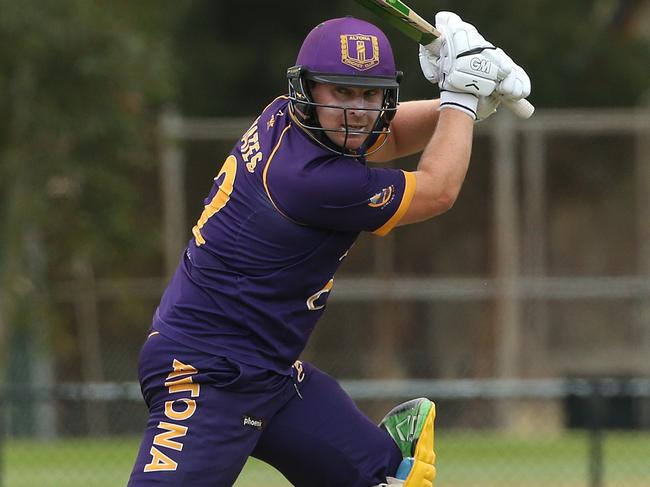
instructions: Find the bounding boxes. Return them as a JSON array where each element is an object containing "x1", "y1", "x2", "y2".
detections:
[{"x1": 0, "y1": 0, "x2": 174, "y2": 435}]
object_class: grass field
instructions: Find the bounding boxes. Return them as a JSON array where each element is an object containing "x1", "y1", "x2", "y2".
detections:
[{"x1": 4, "y1": 431, "x2": 649, "y2": 486}]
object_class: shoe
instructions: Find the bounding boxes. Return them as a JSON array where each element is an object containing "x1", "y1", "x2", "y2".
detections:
[{"x1": 379, "y1": 398, "x2": 436, "y2": 486}]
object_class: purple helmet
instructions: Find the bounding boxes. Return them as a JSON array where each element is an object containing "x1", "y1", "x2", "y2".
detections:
[{"x1": 287, "y1": 17, "x2": 402, "y2": 156}]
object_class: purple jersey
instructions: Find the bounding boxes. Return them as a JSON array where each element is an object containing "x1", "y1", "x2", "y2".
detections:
[{"x1": 154, "y1": 96, "x2": 415, "y2": 373}]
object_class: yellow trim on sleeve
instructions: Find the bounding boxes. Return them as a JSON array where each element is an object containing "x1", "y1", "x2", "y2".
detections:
[{"x1": 372, "y1": 170, "x2": 416, "y2": 237}]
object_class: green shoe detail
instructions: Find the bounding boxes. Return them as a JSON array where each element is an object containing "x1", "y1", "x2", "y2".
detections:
[{"x1": 379, "y1": 398, "x2": 433, "y2": 458}]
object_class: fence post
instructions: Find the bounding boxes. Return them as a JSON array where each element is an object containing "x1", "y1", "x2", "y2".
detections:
[
  {"x1": 368, "y1": 229, "x2": 405, "y2": 381},
  {"x1": 159, "y1": 108, "x2": 187, "y2": 278},
  {"x1": 588, "y1": 379, "x2": 604, "y2": 487},
  {"x1": 635, "y1": 97, "x2": 650, "y2": 430},
  {"x1": 522, "y1": 127, "x2": 549, "y2": 376},
  {"x1": 0, "y1": 392, "x2": 4, "y2": 487},
  {"x1": 73, "y1": 257, "x2": 109, "y2": 435},
  {"x1": 492, "y1": 111, "x2": 522, "y2": 429}
]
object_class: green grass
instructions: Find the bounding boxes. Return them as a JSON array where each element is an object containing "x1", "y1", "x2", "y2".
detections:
[
  {"x1": 4, "y1": 437, "x2": 287, "y2": 487},
  {"x1": 3, "y1": 432, "x2": 649, "y2": 486},
  {"x1": 437, "y1": 431, "x2": 650, "y2": 487}
]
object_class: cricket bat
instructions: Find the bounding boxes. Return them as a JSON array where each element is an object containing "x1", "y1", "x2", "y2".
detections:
[{"x1": 355, "y1": 0, "x2": 535, "y2": 119}]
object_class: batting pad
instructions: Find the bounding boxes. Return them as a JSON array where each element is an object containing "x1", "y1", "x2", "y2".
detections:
[{"x1": 404, "y1": 402, "x2": 436, "y2": 487}]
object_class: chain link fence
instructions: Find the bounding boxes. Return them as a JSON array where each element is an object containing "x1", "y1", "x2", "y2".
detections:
[
  {"x1": 2, "y1": 108, "x2": 649, "y2": 485},
  {"x1": 3, "y1": 378, "x2": 650, "y2": 486}
]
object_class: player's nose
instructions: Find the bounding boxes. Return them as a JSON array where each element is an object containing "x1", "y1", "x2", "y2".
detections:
[{"x1": 346, "y1": 99, "x2": 369, "y2": 117}]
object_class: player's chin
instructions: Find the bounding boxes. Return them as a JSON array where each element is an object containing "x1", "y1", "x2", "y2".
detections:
[{"x1": 330, "y1": 131, "x2": 367, "y2": 150}]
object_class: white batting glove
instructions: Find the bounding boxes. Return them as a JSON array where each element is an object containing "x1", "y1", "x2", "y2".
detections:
[
  {"x1": 418, "y1": 12, "x2": 498, "y2": 119},
  {"x1": 419, "y1": 12, "x2": 531, "y2": 119},
  {"x1": 475, "y1": 63, "x2": 531, "y2": 123},
  {"x1": 418, "y1": 39, "x2": 442, "y2": 85},
  {"x1": 494, "y1": 51, "x2": 531, "y2": 100},
  {"x1": 436, "y1": 12, "x2": 530, "y2": 101},
  {"x1": 436, "y1": 12, "x2": 499, "y2": 96},
  {"x1": 476, "y1": 94, "x2": 501, "y2": 122}
]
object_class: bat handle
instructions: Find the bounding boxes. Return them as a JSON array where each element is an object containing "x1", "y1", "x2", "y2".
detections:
[{"x1": 503, "y1": 98, "x2": 535, "y2": 119}]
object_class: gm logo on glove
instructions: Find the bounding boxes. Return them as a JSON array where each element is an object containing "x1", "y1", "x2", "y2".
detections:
[{"x1": 470, "y1": 57, "x2": 492, "y2": 74}]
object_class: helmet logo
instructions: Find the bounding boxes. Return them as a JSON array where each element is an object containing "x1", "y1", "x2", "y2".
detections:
[{"x1": 340, "y1": 34, "x2": 380, "y2": 71}]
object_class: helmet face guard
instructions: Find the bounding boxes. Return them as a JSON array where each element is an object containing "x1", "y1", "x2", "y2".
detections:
[
  {"x1": 287, "y1": 66, "x2": 401, "y2": 156},
  {"x1": 287, "y1": 17, "x2": 402, "y2": 157}
]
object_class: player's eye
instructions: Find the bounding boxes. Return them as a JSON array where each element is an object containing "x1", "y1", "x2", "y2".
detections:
[
  {"x1": 363, "y1": 90, "x2": 382, "y2": 100},
  {"x1": 335, "y1": 87, "x2": 351, "y2": 97}
]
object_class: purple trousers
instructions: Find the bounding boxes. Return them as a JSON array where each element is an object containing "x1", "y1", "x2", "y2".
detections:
[{"x1": 127, "y1": 332, "x2": 401, "y2": 486}]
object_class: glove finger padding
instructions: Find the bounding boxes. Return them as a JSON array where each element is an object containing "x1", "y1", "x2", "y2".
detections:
[
  {"x1": 438, "y1": 11, "x2": 493, "y2": 54},
  {"x1": 483, "y1": 47, "x2": 531, "y2": 99},
  {"x1": 418, "y1": 39, "x2": 442, "y2": 85},
  {"x1": 497, "y1": 64, "x2": 531, "y2": 99},
  {"x1": 435, "y1": 11, "x2": 499, "y2": 97}
]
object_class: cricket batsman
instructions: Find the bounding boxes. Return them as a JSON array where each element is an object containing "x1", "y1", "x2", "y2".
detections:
[{"x1": 128, "y1": 11, "x2": 530, "y2": 487}]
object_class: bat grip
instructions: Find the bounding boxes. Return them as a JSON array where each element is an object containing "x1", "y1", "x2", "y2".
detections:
[{"x1": 503, "y1": 98, "x2": 535, "y2": 119}]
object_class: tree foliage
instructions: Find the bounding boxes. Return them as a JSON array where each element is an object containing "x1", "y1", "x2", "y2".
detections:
[
  {"x1": 0, "y1": 0, "x2": 648, "y2": 389},
  {"x1": 172, "y1": 0, "x2": 650, "y2": 115},
  {"x1": 0, "y1": 0, "x2": 176, "y2": 385},
  {"x1": 0, "y1": 0, "x2": 174, "y2": 280}
]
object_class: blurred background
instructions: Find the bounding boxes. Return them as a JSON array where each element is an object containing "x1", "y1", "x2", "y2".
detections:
[{"x1": 1, "y1": 0, "x2": 649, "y2": 486}]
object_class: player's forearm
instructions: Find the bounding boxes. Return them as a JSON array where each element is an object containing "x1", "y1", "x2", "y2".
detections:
[
  {"x1": 368, "y1": 99, "x2": 440, "y2": 162},
  {"x1": 423, "y1": 107, "x2": 473, "y2": 179},
  {"x1": 418, "y1": 108, "x2": 473, "y2": 207},
  {"x1": 397, "y1": 108, "x2": 474, "y2": 225}
]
